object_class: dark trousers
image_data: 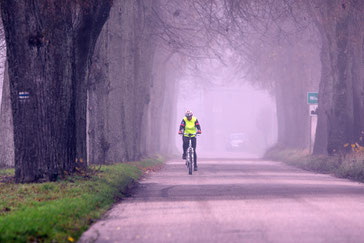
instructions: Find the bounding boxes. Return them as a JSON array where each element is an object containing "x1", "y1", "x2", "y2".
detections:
[{"x1": 183, "y1": 136, "x2": 197, "y2": 165}]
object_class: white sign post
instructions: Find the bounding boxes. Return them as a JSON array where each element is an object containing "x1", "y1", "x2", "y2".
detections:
[
  {"x1": 309, "y1": 104, "x2": 318, "y2": 116},
  {"x1": 308, "y1": 92, "x2": 318, "y2": 153}
]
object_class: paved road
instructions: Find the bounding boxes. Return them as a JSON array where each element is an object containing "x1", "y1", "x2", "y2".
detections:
[{"x1": 79, "y1": 158, "x2": 364, "y2": 243}]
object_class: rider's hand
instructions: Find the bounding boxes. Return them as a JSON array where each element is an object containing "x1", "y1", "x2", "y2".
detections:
[
  {"x1": 197, "y1": 130, "x2": 202, "y2": 134},
  {"x1": 178, "y1": 130, "x2": 183, "y2": 134}
]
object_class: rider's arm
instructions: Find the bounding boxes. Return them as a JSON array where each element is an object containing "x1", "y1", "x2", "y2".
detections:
[
  {"x1": 179, "y1": 120, "x2": 186, "y2": 133},
  {"x1": 195, "y1": 119, "x2": 201, "y2": 133}
]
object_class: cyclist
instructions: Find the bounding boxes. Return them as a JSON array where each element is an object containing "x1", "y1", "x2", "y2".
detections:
[{"x1": 178, "y1": 110, "x2": 202, "y2": 170}]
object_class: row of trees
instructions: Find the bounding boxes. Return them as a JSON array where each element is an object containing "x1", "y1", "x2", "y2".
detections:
[
  {"x1": 1, "y1": 0, "x2": 363, "y2": 182},
  {"x1": 0, "y1": 0, "x2": 190, "y2": 182},
  {"x1": 308, "y1": 0, "x2": 364, "y2": 155},
  {"x1": 0, "y1": 0, "x2": 219, "y2": 182},
  {"x1": 87, "y1": 0, "x2": 183, "y2": 164},
  {"x1": 194, "y1": 0, "x2": 364, "y2": 156},
  {"x1": 170, "y1": 0, "x2": 321, "y2": 150}
]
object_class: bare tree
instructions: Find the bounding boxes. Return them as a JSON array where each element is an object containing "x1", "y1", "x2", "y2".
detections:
[
  {"x1": 87, "y1": 0, "x2": 224, "y2": 163},
  {"x1": 200, "y1": 0, "x2": 321, "y2": 150}
]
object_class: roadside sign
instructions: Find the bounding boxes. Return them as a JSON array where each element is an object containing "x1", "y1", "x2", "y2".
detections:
[
  {"x1": 19, "y1": 91, "x2": 30, "y2": 99},
  {"x1": 307, "y1": 92, "x2": 318, "y2": 104},
  {"x1": 19, "y1": 91, "x2": 30, "y2": 103},
  {"x1": 309, "y1": 104, "x2": 318, "y2": 116},
  {"x1": 308, "y1": 93, "x2": 318, "y2": 153}
]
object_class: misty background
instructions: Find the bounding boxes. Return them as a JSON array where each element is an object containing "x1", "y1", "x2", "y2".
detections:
[{"x1": 175, "y1": 63, "x2": 277, "y2": 158}]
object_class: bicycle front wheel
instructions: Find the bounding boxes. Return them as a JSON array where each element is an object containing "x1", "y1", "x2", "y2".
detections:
[{"x1": 188, "y1": 150, "x2": 193, "y2": 175}]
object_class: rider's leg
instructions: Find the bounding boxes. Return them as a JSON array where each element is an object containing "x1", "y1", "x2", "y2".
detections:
[
  {"x1": 192, "y1": 137, "x2": 197, "y2": 169},
  {"x1": 182, "y1": 136, "x2": 188, "y2": 159}
]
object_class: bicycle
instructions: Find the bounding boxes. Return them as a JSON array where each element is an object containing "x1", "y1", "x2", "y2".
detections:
[{"x1": 181, "y1": 133, "x2": 199, "y2": 175}]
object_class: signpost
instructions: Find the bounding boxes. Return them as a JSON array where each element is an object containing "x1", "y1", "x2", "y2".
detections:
[{"x1": 307, "y1": 92, "x2": 318, "y2": 153}]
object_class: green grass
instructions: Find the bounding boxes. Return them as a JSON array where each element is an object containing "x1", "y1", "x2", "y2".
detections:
[
  {"x1": 0, "y1": 168, "x2": 13, "y2": 176},
  {"x1": 264, "y1": 145, "x2": 364, "y2": 182},
  {"x1": 0, "y1": 156, "x2": 165, "y2": 243}
]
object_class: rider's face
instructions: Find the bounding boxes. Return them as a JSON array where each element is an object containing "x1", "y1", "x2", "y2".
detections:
[{"x1": 186, "y1": 116, "x2": 192, "y2": 121}]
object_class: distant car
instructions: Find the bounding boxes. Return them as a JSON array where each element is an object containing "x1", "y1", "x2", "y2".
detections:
[{"x1": 227, "y1": 133, "x2": 247, "y2": 151}]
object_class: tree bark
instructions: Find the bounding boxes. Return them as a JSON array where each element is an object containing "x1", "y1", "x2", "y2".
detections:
[
  {"x1": 0, "y1": 61, "x2": 14, "y2": 167},
  {"x1": 275, "y1": 76, "x2": 309, "y2": 149},
  {"x1": 88, "y1": 0, "x2": 158, "y2": 163},
  {"x1": 1, "y1": 0, "x2": 112, "y2": 182},
  {"x1": 88, "y1": 27, "x2": 110, "y2": 164},
  {"x1": 144, "y1": 50, "x2": 180, "y2": 155},
  {"x1": 313, "y1": 36, "x2": 331, "y2": 155},
  {"x1": 273, "y1": 44, "x2": 319, "y2": 149}
]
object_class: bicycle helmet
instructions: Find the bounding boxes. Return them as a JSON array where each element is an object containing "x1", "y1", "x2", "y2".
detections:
[{"x1": 185, "y1": 110, "x2": 193, "y2": 117}]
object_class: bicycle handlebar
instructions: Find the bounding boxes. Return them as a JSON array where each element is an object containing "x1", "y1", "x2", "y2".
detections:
[{"x1": 179, "y1": 133, "x2": 200, "y2": 137}]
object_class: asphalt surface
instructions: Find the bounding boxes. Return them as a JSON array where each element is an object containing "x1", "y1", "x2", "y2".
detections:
[{"x1": 79, "y1": 158, "x2": 364, "y2": 243}]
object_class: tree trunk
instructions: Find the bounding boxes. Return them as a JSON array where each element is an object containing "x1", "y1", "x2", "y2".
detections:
[
  {"x1": 313, "y1": 37, "x2": 331, "y2": 155},
  {"x1": 88, "y1": 0, "x2": 158, "y2": 163},
  {"x1": 1, "y1": 0, "x2": 112, "y2": 182},
  {"x1": 145, "y1": 51, "x2": 170, "y2": 154},
  {"x1": 88, "y1": 27, "x2": 110, "y2": 164},
  {"x1": 159, "y1": 58, "x2": 180, "y2": 154},
  {"x1": 0, "y1": 62, "x2": 14, "y2": 167},
  {"x1": 311, "y1": 0, "x2": 364, "y2": 155},
  {"x1": 275, "y1": 80, "x2": 309, "y2": 148},
  {"x1": 274, "y1": 46, "x2": 317, "y2": 149},
  {"x1": 144, "y1": 50, "x2": 180, "y2": 155}
]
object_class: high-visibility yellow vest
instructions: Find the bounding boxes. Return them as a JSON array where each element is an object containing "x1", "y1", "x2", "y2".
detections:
[{"x1": 183, "y1": 116, "x2": 197, "y2": 137}]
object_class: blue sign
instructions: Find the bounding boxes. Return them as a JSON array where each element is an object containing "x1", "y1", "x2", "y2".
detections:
[
  {"x1": 307, "y1": 92, "x2": 318, "y2": 104},
  {"x1": 19, "y1": 91, "x2": 30, "y2": 100}
]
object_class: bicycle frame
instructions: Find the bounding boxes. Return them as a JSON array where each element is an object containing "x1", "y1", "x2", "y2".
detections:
[{"x1": 182, "y1": 133, "x2": 198, "y2": 175}]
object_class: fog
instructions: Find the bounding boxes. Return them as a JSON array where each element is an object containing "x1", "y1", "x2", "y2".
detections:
[
  {"x1": 2, "y1": 0, "x2": 361, "y2": 174},
  {"x1": 175, "y1": 58, "x2": 277, "y2": 159}
]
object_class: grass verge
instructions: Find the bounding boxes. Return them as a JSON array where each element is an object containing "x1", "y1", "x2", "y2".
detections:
[
  {"x1": 0, "y1": 155, "x2": 165, "y2": 243},
  {"x1": 264, "y1": 145, "x2": 364, "y2": 182}
]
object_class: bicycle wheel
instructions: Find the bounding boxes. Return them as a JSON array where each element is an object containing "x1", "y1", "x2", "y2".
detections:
[{"x1": 188, "y1": 149, "x2": 193, "y2": 175}]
